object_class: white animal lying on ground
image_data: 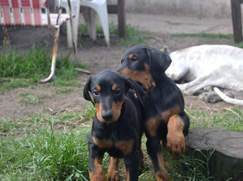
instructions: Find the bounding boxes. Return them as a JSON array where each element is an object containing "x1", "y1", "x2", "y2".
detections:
[{"x1": 165, "y1": 44, "x2": 243, "y2": 106}]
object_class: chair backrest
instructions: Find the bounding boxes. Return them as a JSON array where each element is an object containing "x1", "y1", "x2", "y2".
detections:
[{"x1": 0, "y1": 0, "x2": 48, "y2": 26}]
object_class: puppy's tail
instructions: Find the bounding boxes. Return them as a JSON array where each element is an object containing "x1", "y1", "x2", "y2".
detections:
[{"x1": 213, "y1": 87, "x2": 243, "y2": 106}]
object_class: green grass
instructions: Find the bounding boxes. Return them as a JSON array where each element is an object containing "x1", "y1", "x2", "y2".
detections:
[
  {"x1": 0, "y1": 46, "x2": 86, "y2": 91},
  {"x1": 117, "y1": 25, "x2": 151, "y2": 46},
  {"x1": 0, "y1": 103, "x2": 107, "y2": 180},
  {"x1": 138, "y1": 134, "x2": 216, "y2": 181},
  {"x1": 0, "y1": 47, "x2": 50, "y2": 80},
  {"x1": 19, "y1": 92, "x2": 52, "y2": 105},
  {"x1": 0, "y1": 79, "x2": 32, "y2": 91},
  {"x1": 0, "y1": 105, "x2": 94, "y2": 180},
  {"x1": 186, "y1": 106, "x2": 243, "y2": 131},
  {"x1": 1, "y1": 104, "x2": 242, "y2": 180},
  {"x1": 171, "y1": 33, "x2": 243, "y2": 49},
  {"x1": 78, "y1": 23, "x2": 151, "y2": 46},
  {"x1": 0, "y1": 121, "x2": 90, "y2": 180},
  {"x1": 55, "y1": 87, "x2": 73, "y2": 94},
  {"x1": 171, "y1": 33, "x2": 233, "y2": 39},
  {"x1": 168, "y1": 149, "x2": 215, "y2": 180}
]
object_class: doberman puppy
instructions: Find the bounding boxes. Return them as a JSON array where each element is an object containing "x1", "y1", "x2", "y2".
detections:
[
  {"x1": 109, "y1": 45, "x2": 190, "y2": 180},
  {"x1": 83, "y1": 69, "x2": 145, "y2": 181}
]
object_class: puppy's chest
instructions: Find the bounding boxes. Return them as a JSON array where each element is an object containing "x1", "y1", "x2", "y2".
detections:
[
  {"x1": 143, "y1": 90, "x2": 181, "y2": 120},
  {"x1": 92, "y1": 134, "x2": 135, "y2": 156}
]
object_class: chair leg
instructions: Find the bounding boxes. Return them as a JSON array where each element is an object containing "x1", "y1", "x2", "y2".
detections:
[
  {"x1": 67, "y1": 0, "x2": 78, "y2": 53},
  {"x1": 66, "y1": 21, "x2": 73, "y2": 48},
  {"x1": 40, "y1": 26, "x2": 60, "y2": 83},
  {"x1": 96, "y1": 5, "x2": 110, "y2": 46},
  {"x1": 3, "y1": 26, "x2": 10, "y2": 48},
  {"x1": 82, "y1": 6, "x2": 97, "y2": 41}
]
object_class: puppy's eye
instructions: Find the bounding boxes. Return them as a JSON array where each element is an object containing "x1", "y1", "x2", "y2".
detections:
[
  {"x1": 132, "y1": 56, "x2": 138, "y2": 61},
  {"x1": 93, "y1": 90, "x2": 100, "y2": 96},
  {"x1": 114, "y1": 88, "x2": 122, "y2": 95}
]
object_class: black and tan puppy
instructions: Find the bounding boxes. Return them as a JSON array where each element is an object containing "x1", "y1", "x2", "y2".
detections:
[
  {"x1": 111, "y1": 45, "x2": 190, "y2": 180},
  {"x1": 83, "y1": 69, "x2": 144, "y2": 181}
]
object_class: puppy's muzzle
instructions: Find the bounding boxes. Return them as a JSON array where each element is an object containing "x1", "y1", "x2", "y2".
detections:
[{"x1": 102, "y1": 111, "x2": 113, "y2": 122}]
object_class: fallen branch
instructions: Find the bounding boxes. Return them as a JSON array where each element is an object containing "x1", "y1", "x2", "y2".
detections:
[{"x1": 75, "y1": 68, "x2": 91, "y2": 74}]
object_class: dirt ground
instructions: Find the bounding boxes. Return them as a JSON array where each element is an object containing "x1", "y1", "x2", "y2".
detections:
[{"x1": 0, "y1": 26, "x2": 240, "y2": 120}]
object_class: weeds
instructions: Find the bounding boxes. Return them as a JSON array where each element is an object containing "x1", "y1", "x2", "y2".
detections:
[
  {"x1": 0, "y1": 46, "x2": 85, "y2": 91},
  {"x1": 171, "y1": 33, "x2": 233, "y2": 39},
  {"x1": 117, "y1": 25, "x2": 151, "y2": 46},
  {"x1": 0, "y1": 104, "x2": 106, "y2": 180},
  {"x1": 0, "y1": 79, "x2": 31, "y2": 92},
  {"x1": 173, "y1": 149, "x2": 215, "y2": 180},
  {"x1": 187, "y1": 106, "x2": 243, "y2": 131},
  {"x1": 0, "y1": 120, "x2": 90, "y2": 180},
  {"x1": 171, "y1": 33, "x2": 243, "y2": 49},
  {"x1": 55, "y1": 87, "x2": 73, "y2": 94},
  {"x1": 1, "y1": 104, "x2": 240, "y2": 180},
  {"x1": 78, "y1": 23, "x2": 151, "y2": 46},
  {"x1": 139, "y1": 147, "x2": 215, "y2": 181},
  {"x1": 31, "y1": 121, "x2": 90, "y2": 180},
  {"x1": 19, "y1": 92, "x2": 51, "y2": 105}
]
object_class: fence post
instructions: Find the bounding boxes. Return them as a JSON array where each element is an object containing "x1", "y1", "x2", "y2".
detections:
[
  {"x1": 231, "y1": 0, "x2": 243, "y2": 43},
  {"x1": 118, "y1": 0, "x2": 126, "y2": 38}
]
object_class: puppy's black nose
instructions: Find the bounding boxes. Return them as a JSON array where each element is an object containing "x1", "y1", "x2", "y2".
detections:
[{"x1": 102, "y1": 111, "x2": 113, "y2": 121}]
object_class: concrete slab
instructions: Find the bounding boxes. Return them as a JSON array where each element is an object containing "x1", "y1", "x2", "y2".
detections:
[{"x1": 108, "y1": 13, "x2": 233, "y2": 34}]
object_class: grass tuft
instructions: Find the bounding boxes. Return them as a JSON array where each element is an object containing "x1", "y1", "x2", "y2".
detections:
[
  {"x1": 78, "y1": 23, "x2": 151, "y2": 46},
  {"x1": 55, "y1": 87, "x2": 73, "y2": 94},
  {"x1": 170, "y1": 33, "x2": 243, "y2": 49},
  {"x1": 187, "y1": 106, "x2": 243, "y2": 131},
  {"x1": 31, "y1": 122, "x2": 89, "y2": 180},
  {"x1": 0, "y1": 118, "x2": 90, "y2": 180},
  {"x1": 169, "y1": 149, "x2": 215, "y2": 180},
  {"x1": 19, "y1": 92, "x2": 51, "y2": 105},
  {"x1": 0, "y1": 46, "x2": 85, "y2": 91},
  {"x1": 171, "y1": 33, "x2": 233, "y2": 39},
  {"x1": 117, "y1": 25, "x2": 151, "y2": 46}
]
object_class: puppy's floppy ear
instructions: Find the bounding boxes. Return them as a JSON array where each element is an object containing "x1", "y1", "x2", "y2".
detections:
[
  {"x1": 123, "y1": 76, "x2": 145, "y2": 106},
  {"x1": 147, "y1": 47, "x2": 172, "y2": 72},
  {"x1": 83, "y1": 76, "x2": 93, "y2": 102}
]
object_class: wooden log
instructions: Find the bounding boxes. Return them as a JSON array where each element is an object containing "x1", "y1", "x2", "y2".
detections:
[{"x1": 186, "y1": 127, "x2": 243, "y2": 180}]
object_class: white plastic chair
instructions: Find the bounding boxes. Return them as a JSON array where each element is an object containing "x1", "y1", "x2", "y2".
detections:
[
  {"x1": 54, "y1": 0, "x2": 80, "y2": 49},
  {"x1": 54, "y1": 0, "x2": 110, "y2": 46}
]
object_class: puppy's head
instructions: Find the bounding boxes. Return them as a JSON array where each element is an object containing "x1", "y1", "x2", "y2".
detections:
[
  {"x1": 83, "y1": 69, "x2": 143, "y2": 123},
  {"x1": 117, "y1": 44, "x2": 172, "y2": 91}
]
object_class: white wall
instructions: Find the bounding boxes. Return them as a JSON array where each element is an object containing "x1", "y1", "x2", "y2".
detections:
[{"x1": 108, "y1": 0, "x2": 232, "y2": 19}]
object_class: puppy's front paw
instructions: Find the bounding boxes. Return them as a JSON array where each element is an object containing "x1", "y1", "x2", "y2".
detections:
[
  {"x1": 166, "y1": 132, "x2": 185, "y2": 157},
  {"x1": 107, "y1": 170, "x2": 119, "y2": 181},
  {"x1": 107, "y1": 157, "x2": 119, "y2": 181}
]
